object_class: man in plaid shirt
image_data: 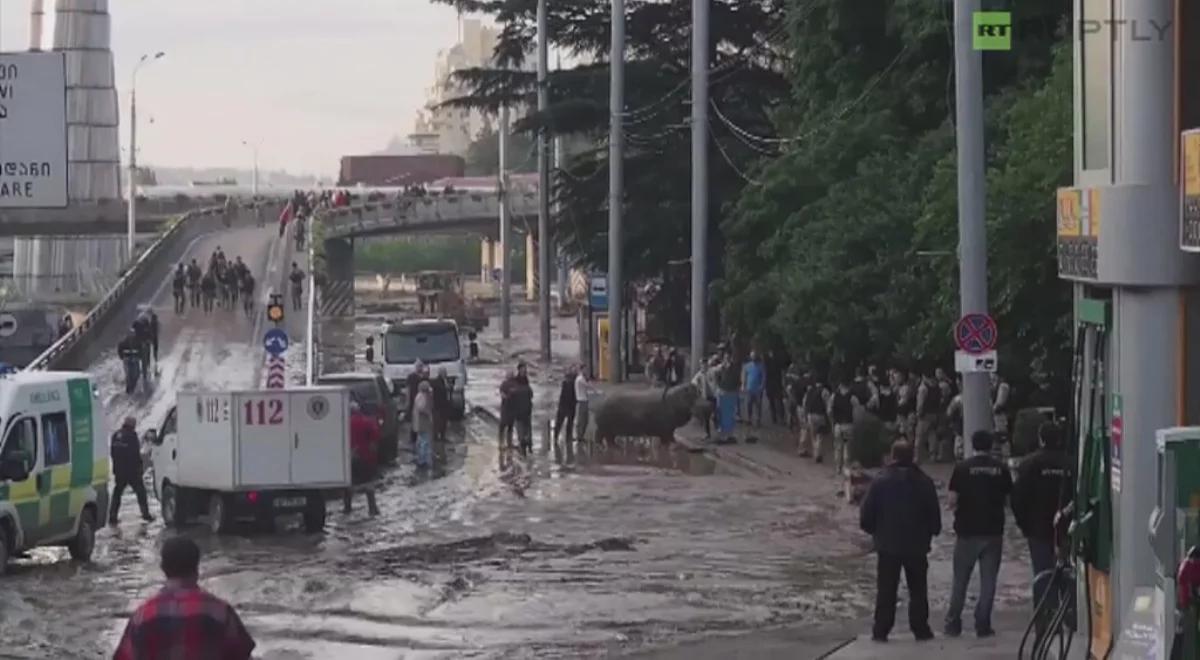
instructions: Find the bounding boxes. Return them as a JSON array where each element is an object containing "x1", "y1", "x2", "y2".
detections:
[{"x1": 114, "y1": 537, "x2": 255, "y2": 660}]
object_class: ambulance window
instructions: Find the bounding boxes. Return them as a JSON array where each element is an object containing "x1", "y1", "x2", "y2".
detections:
[
  {"x1": 161, "y1": 409, "x2": 177, "y2": 437},
  {"x1": 41, "y1": 412, "x2": 70, "y2": 467},
  {"x1": 1, "y1": 417, "x2": 38, "y2": 472}
]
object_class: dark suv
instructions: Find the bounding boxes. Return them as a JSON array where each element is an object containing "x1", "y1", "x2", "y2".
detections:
[{"x1": 318, "y1": 372, "x2": 400, "y2": 464}]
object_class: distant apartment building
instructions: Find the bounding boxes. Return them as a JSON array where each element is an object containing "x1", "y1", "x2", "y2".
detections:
[{"x1": 413, "y1": 18, "x2": 512, "y2": 157}]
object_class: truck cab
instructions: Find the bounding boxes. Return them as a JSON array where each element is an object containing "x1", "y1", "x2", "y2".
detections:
[
  {"x1": 380, "y1": 318, "x2": 467, "y2": 419},
  {"x1": 0, "y1": 372, "x2": 107, "y2": 575}
]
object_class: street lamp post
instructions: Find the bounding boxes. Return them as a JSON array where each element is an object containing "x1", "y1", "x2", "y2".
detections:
[
  {"x1": 127, "y1": 51, "x2": 165, "y2": 260},
  {"x1": 241, "y1": 140, "x2": 260, "y2": 197}
]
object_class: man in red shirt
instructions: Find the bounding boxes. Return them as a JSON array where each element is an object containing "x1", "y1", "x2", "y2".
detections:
[
  {"x1": 343, "y1": 400, "x2": 381, "y2": 516},
  {"x1": 114, "y1": 536, "x2": 255, "y2": 660}
]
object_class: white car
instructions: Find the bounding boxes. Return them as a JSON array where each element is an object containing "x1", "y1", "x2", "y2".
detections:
[{"x1": 380, "y1": 318, "x2": 468, "y2": 419}]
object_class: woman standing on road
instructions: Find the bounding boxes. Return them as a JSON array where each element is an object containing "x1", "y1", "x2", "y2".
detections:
[{"x1": 413, "y1": 381, "x2": 434, "y2": 469}]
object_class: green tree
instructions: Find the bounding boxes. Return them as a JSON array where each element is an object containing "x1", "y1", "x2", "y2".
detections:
[{"x1": 464, "y1": 127, "x2": 536, "y2": 176}]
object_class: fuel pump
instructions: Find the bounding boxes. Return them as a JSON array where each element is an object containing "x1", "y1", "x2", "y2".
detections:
[
  {"x1": 1021, "y1": 299, "x2": 1114, "y2": 659},
  {"x1": 1148, "y1": 427, "x2": 1200, "y2": 659}
]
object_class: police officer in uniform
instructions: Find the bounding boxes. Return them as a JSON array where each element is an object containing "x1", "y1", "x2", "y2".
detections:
[
  {"x1": 915, "y1": 370, "x2": 943, "y2": 463},
  {"x1": 1011, "y1": 422, "x2": 1074, "y2": 615},
  {"x1": 109, "y1": 417, "x2": 154, "y2": 525},
  {"x1": 828, "y1": 377, "x2": 856, "y2": 473}
]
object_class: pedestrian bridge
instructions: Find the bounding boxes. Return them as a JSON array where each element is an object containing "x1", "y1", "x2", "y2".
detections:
[{"x1": 321, "y1": 190, "x2": 537, "y2": 241}]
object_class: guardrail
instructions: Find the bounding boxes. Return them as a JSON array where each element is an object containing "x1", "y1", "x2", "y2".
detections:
[
  {"x1": 24, "y1": 200, "x2": 283, "y2": 372},
  {"x1": 322, "y1": 191, "x2": 538, "y2": 240}
]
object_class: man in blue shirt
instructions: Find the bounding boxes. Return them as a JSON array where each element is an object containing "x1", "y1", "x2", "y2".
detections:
[{"x1": 742, "y1": 351, "x2": 766, "y2": 427}]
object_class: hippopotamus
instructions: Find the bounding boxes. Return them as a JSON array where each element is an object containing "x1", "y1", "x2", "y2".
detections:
[{"x1": 592, "y1": 383, "x2": 700, "y2": 444}]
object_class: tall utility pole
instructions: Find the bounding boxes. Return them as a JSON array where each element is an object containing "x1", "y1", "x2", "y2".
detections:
[
  {"x1": 241, "y1": 140, "x2": 259, "y2": 197},
  {"x1": 690, "y1": 0, "x2": 709, "y2": 376},
  {"x1": 127, "y1": 52, "x2": 165, "y2": 261},
  {"x1": 608, "y1": 0, "x2": 625, "y2": 383},
  {"x1": 952, "y1": 0, "x2": 990, "y2": 454},
  {"x1": 536, "y1": 0, "x2": 551, "y2": 362},
  {"x1": 499, "y1": 105, "x2": 512, "y2": 339}
]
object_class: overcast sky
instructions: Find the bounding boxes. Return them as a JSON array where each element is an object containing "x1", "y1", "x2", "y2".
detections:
[{"x1": 1, "y1": 0, "x2": 465, "y2": 177}]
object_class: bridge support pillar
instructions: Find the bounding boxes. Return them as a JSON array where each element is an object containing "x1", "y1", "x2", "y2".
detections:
[
  {"x1": 10, "y1": 236, "x2": 127, "y2": 302},
  {"x1": 526, "y1": 233, "x2": 537, "y2": 302},
  {"x1": 322, "y1": 238, "x2": 355, "y2": 318}
]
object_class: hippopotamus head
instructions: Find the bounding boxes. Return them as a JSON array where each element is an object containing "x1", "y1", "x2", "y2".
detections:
[{"x1": 664, "y1": 383, "x2": 700, "y2": 418}]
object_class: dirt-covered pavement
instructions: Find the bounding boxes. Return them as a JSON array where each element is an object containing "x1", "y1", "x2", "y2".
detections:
[{"x1": 2, "y1": 280, "x2": 1037, "y2": 658}]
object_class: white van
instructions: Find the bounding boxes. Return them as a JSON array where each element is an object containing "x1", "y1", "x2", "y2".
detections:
[
  {"x1": 380, "y1": 318, "x2": 467, "y2": 419},
  {"x1": 149, "y1": 387, "x2": 350, "y2": 534},
  {"x1": 0, "y1": 371, "x2": 108, "y2": 574}
]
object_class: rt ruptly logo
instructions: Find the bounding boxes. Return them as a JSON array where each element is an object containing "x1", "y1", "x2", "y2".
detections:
[
  {"x1": 973, "y1": 11, "x2": 1012, "y2": 50},
  {"x1": 307, "y1": 396, "x2": 329, "y2": 420}
]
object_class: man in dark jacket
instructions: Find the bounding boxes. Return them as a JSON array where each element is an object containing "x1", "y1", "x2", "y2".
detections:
[
  {"x1": 512, "y1": 362, "x2": 534, "y2": 452},
  {"x1": 859, "y1": 441, "x2": 940, "y2": 642},
  {"x1": 109, "y1": 417, "x2": 154, "y2": 525},
  {"x1": 764, "y1": 350, "x2": 787, "y2": 426},
  {"x1": 431, "y1": 367, "x2": 451, "y2": 443},
  {"x1": 1012, "y1": 422, "x2": 1073, "y2": 612},
  {"x1": 554, "y1": 364, "x2": 578, "y2": 443}
]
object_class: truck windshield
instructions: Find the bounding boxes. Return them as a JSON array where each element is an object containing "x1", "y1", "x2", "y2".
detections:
[{"x1": 385, "y1": 327, "x2": 460, "y2": 364}]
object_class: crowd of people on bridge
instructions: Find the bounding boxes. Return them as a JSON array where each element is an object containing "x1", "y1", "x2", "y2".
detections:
[{"x1": 172, "y1": 248, "x2": 256, "y2": 318}]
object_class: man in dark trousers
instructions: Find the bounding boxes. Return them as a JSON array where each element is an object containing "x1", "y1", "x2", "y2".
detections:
[
  {"x1": 1012, "y1": 422, "x2": 1074, "y2": 616},
  {"x1": 859, "y1": 440, "x2": 940, "y2": 642},
  {"x1": 109, "y1": 416, "x2": 154, "y2": 525},
  {"x1": 554, "y1": 364, "x2": 578, "y2": 443},
  {"x1": 764, "y1": 349, "x2": 787, "y2": 426},
  {"x1": 944, "y1": 430, "x2": 1012, "y2": 638}
]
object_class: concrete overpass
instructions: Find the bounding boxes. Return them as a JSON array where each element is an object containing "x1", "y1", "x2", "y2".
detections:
[{"x1": 318, "y1": 191, "x2": 540, "y2": 318}]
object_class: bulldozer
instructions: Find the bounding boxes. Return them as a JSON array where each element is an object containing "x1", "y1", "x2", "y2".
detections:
[{"x1": 414, "y1": 270, "x2": 489, "y2": 331}]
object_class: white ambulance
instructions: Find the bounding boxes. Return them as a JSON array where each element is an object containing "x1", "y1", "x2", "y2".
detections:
[
  {"x1": 0, "y1": 371, "x2": 108, "y2": 575},
  {"x1": 148, "y1": 387, "x2": 350, "y2": 534}
]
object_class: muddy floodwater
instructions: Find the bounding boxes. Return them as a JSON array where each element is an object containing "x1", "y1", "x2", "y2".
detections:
[
  {"x1": 0, "y1": 300, "x2": 914, "y2": 658},
  {"x1": 1, "y1": 410, "x2": 873, "y2": 658}
]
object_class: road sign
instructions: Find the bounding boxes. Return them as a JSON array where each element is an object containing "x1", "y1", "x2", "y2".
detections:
[
  {"x1": 589, "y1": 275, "x2": 608, "y2": 310},
  {"x1": 954, "y1": 313, "x2": 998, "y2": 354},
  {"x1": 267, "y1": 302, "x2": 284, "y2": 323},
  {"x1": 263, "y1": 328, "x2": 289, "y2": 356},
  {"x1": 955, "y1": 349, "x2": 998, "y2": 374},
  {"x1": 0, "y1": 313, "x2": 18, "y2": 338},
  {"x1": 265, "y1": 356, "x2": 286, "y2": 389},
  {"x1": 0, "y1": 53, "x2": 68, "y2": 208}
]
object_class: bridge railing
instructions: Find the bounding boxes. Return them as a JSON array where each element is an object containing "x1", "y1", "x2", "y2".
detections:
[
  {"x1": 24, "y1": 200, "x2": 282, "y2": 372},
  {"x1": 322, "y1": 191, "x2": 538, "y2": 238}
]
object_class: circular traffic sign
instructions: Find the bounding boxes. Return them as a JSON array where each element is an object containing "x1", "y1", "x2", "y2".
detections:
[
  {"x1": 0, "y1": 314, "x2": 17, "y2": 338},
  {"x1": 267, "y1": 304, "x2": 284, "y2": 323},
  {"x1": 954, "y1": 313, "x2": 998, "y2": 355}
]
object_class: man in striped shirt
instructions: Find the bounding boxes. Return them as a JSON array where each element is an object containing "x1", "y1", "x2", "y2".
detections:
[{"x1": 114, "y1": 537, "x2": 255, "y2": 660}]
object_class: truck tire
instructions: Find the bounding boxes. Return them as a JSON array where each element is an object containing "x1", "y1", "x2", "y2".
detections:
[
  {"x1": 161, "y1": 484, "x2": 187, "y2": 528},
  {"x1": 67, "y1": 509, "x2": 96, "y2": 562},
  {"x1": 208, "y1": 493, "x2": 233, "y2": 535},
  {"x1": 302, "y1": 495, "x2": 326, "y2": 533},
  {"x1": 0, "y1": 523, "x2": 10, "y2": 576}
]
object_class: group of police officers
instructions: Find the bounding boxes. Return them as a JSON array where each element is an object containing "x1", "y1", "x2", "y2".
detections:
[{"x1": 172, "y1": 248, "x2": 257, "y2": 317}]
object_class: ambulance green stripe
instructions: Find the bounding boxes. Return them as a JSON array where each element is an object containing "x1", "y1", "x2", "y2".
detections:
[{"x1": 67, "y1": 379, "x2": 94, "y2": 488}]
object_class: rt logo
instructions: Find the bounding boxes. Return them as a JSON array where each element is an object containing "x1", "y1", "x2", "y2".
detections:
[{"x1": 973, "y1": 11, "x2": 1012, "y2": 50}]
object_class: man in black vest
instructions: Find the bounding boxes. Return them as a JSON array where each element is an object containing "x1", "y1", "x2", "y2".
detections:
[
  {"x1": 828, "y1": 377, "x2": 856, "y2": 473},
  {"x1": 800, "y1": 374, "x2": 829, "y2": 461},
  {"x1": 915, "y1": 371, "x2": 943, "y2": 463}
]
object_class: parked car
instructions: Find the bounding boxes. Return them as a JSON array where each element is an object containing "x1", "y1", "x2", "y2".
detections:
[{"x1": 317, "y1": 372, "x2": 400, "y2": 464}]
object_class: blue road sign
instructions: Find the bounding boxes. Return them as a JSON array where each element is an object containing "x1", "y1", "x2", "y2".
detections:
[
  {"x1": 589, "y1": 275, "x2": 608, "y2": 310},
  {"x1": 263, "y1": 328, "x2": 289, "y2": 357}
]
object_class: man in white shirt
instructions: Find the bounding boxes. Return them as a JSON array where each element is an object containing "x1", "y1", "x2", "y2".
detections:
[{"x1": 574, "y1": 367, "x2": 592, "y2": 441}]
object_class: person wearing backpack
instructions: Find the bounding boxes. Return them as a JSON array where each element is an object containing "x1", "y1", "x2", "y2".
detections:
[{"x1": 800, "y1": 374, "x2": 831, "y2": 462}]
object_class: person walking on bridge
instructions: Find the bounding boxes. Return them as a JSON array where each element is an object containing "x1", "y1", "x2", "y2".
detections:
[
  {"x1": 172, "y1": 264, "x2": 187, "y2": 314},
  {"x1": 289, "y1": 262, "x2": 305, "y2": 311},
  {"x1": 186, "y1": 259, "x2": 202, "y2": 309}
]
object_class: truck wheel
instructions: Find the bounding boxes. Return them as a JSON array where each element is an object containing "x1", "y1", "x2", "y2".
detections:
[
  {"x1": 162, "y1": 484, "x2": 187, "y2": 528},
  {"x1": 67, "y1": 509, "x2": 96, "y2": 562},
  {"x1": 0, "y1": 523, "x2": 10, "y2": 576},
  {"x1": 208, "y1": 493, "x2": 233, "y2": 534},
  {"x1": 302, "y1": 495, "x2": 326, "y2": 533}
]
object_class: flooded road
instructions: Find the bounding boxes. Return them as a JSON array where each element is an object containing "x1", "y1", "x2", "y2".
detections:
[{"x1": 2, "y1": 284, "x2": 1012, "y2": 658}]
